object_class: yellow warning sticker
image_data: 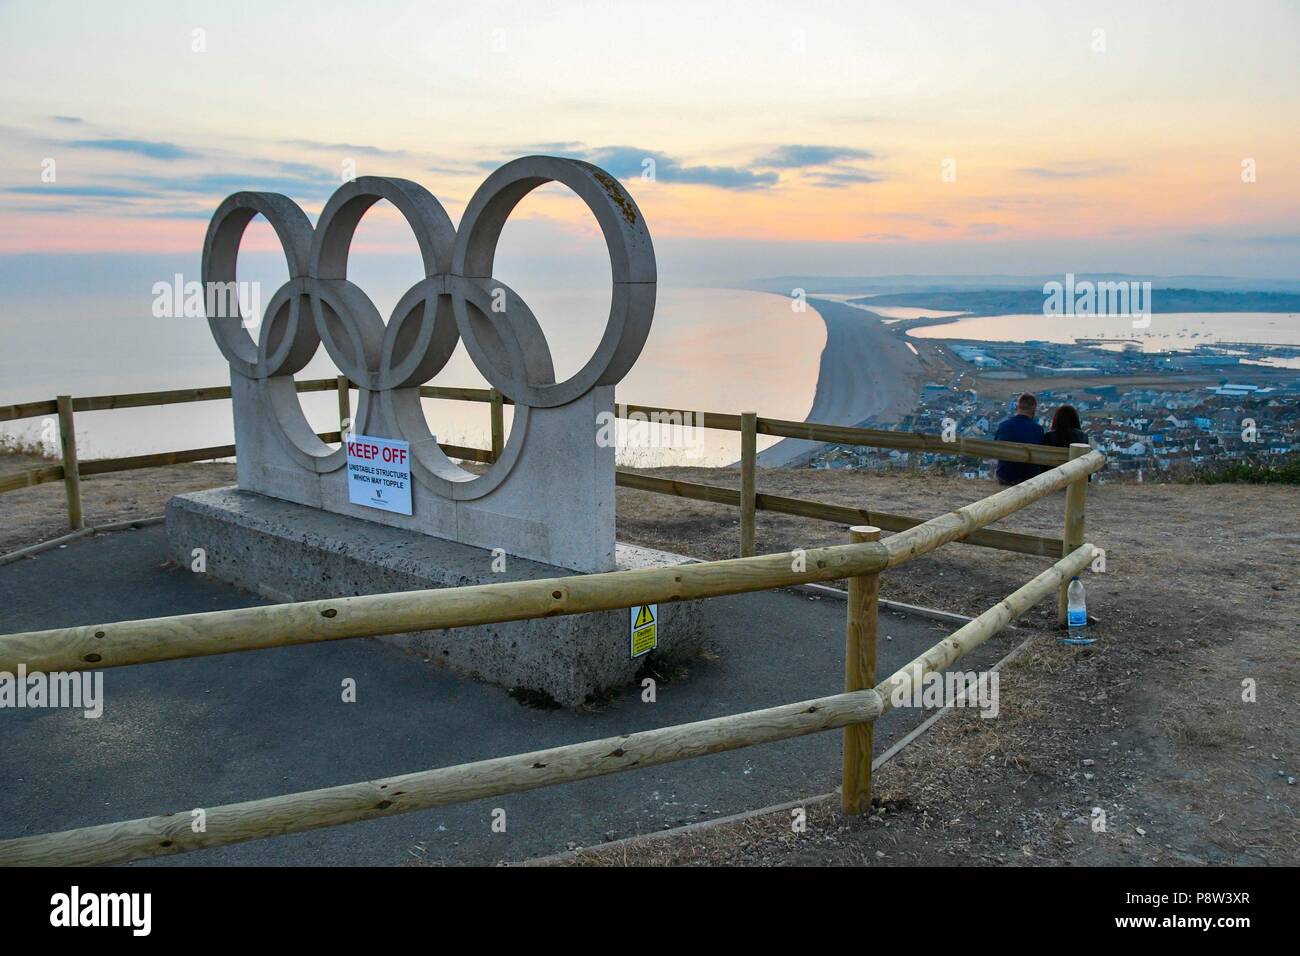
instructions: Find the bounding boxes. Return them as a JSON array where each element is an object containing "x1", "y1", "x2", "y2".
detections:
[{"x1": 630, "y1": 603, "x2": 657, "y2": 658}]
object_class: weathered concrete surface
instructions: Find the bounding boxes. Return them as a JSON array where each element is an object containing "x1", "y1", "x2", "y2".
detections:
[
  {"x1": 232, "y1": 376, "x2": 620, "y2": 572},
  {"x1": 0, "y1": 525, "x2": 1022, "y2": 866},
  {"x1": 166, "y1": 486, "x2": 704, "y2": 706}
]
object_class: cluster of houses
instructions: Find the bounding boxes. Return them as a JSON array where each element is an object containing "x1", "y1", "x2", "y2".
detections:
[{"x1": 810, "y1": 377, "x2": 1300, "y2": 480}]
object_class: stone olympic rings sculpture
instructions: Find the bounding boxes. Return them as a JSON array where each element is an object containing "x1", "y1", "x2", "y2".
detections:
[{"x1": 201, "y1": 156, "x2": 655, "y2": 500}]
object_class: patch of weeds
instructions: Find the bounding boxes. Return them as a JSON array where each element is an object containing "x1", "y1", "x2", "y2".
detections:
[
  {"x1": 579, "y1": 644, "x2": 715, "y2": 711},
  {"x1": 870, "y1": 796, "x2": 919, "y2": 816},
  {"x1": 0, "y1": 434, "x2": 52, "y2": 458},
  {"x1": 508, "y1": 686, "x2": 563, "y2": 710},
  {"x1": 1190, "y1": 458, "x2": 1300, "y2": 485},
  {"x1": 579, "y1": 684, "x2": 620, "y2": 711},
  {"x1": 635, "y1": 646, "x2": 696, "y2": 685}
]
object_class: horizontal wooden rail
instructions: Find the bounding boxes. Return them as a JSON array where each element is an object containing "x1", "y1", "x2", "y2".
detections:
[
  {"x1": 614, "y1": 402, "x2": 1069, "y2": 465},
  {"x1": 757, "y1": 416, "x2": 1069, "y2": 465},
  {"x1": 438, "y1": 443, "x2": 493, "y2": 464},
  {"x1": 0, "y1": 464, "x2": 64, "y2": 495},
  {"x1": 620, "y1": 402, "x2": 740, "y2": 432},
  {"x1": 1, "y1": 434, "x2": 492, "y2": 495},
  {"x1": 5, "y1": 381, "x2": 1072, "y2": 463},
  {"x1": 616, "y1": 472, "x2": 1063, "y2": 558},
  {"x1": 756, "y1": 491, "x2": 1063, "y2": 558},
  {"x1": 0, "y1": 449, "x2": 1103, "y2": 676},
  {"x1": 5, "y1": 456, "x2": 1067, "y2": 554},
  {"x1": 10, "y1": 448, "x2": 1056, "y2": 553},
  {"x1": 614, "y1": 471, "x2": 739, "y2": 505},
  {"x1": 0, "y1": 378, "x2": 500, "y2": 424},
  {"x1": 417, "y1": 384, "x2": 494, "y2": 403},
  {"x1": 0, "y1": 687, "x2": 885, "y2": 866},
  {"x1": 72, "y1": 385, "x2": 232, "y2": 414},
  {"x1": 0, "y1": 541, "x2": 891, "y2": 674},
  {"x1": 80, "y1": 444, "x2": 238, "y2": 477},
  {"x1": 0, "y1": 516, "x2": 164, "y2": 567},
  {"x1": 877, "y1": 450, "x2": 1101, "y2": 568},
  {"x1": 0, "y1": 398, "x2": 59, "y2": 422},
  {"x1": 875, "y1": 542, "x2": 1098, "y2": 712},
  {"x1": 1, "y1": 379, "x2": 321, "y2": 422}
]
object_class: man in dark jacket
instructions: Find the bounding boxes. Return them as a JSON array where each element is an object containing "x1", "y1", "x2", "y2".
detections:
[{"x1": 993, "y1": 393, "x2": 1044, "y2": 485}]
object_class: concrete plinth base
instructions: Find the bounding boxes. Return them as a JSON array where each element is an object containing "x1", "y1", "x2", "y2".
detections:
[{"x1": 165, "y1": 488, "x2": 706, "y2": 706}]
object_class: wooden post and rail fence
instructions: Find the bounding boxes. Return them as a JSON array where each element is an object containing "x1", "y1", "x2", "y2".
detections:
[
  {"x1": 1, "y1": 378, "x2": 1087, "y2": 570},
  {"x1": 842, "y1": 524, "x2": 881, "y2": 813},
  {"x1": 0, "y1": 442, "x2": 1104, "y2": 866},
  {"x1": 0, "y1": 378, "x2": 1103, "y2": 864}
]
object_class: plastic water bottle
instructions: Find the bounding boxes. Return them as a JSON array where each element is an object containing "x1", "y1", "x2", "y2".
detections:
[{"x1": 1061, "y1": 576, "x2": 1095, "y2": 645}]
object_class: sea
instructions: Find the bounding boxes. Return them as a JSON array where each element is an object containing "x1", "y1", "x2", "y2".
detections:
[
  {"x1": 906, "y1": 311, "x2": 1300, "y2": 368},
  {"x1": 0, "y1": 276, "x2": 825, "y2": 467}
]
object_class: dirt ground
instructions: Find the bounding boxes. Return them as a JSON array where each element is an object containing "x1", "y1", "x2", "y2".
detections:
[
  {"x1": 0, "y1": 451, "x2": 237, "y2": 553},
  {"x1": 2, "y1": 452, "x2": 1296, "y2": 866},
  {"x1": 596, "y1": 467, "x2": 1300, "y2": 866}
]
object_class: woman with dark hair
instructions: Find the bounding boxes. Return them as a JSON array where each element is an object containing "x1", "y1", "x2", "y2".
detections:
[{"x1": 1043, "y1": 404, "x2": 1088, "y2": 448}]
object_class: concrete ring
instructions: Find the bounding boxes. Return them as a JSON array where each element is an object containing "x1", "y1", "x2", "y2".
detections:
[
  {"x1": 255, "y1": 278, "x2": 320, "y2": 381},
  {"x1": 450, "y1": 156, "x2": 656, "y2": 407},
  {"x1": 376, "y1": 277, "x2": 459, "y2": 390},
  {"x1": 201, "y1": 191, "x2": 314, "y2": 378},
  {"x1": 382, "y1": 385, "x2": 529, "y2": 500},
  {"x1": 387, "y1": 276, "x2": 545, "y2": 496},
  {"x1": 307, "y1": 277, "x2": 387, "y2": 391},
  {"x1": 309, "y1": 177, "x2": 460, "y2": 391},
  {"x1": 264, "y1": 374, "x2": 372, "y2": 475},
  {"x1": 310, "y1": 177, "x2": 456, "y2": 280}
]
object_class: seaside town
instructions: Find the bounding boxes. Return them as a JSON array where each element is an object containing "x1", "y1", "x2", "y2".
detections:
[{"x1": 809, "y1": 332, "x2": 1300, "y2": 479}]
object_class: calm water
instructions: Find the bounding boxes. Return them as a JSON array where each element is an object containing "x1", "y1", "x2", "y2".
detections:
[
  {"x1": 908, "y1": 310, "x2": 1300, "y2": 347},
  {"x1": 909, "y1": 311, "x2": 1300, "y2": 368},
  {"x1": 812, "y1": 294, "x2": 966, "y2": 322},
  {"x1": 0, "y1": 283, "x2": 825, "y2": 466}
]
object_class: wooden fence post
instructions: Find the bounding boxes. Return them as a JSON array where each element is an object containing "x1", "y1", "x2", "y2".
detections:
[
  {"x1": 1058, "y1": 442, "x2": 1090, "y2": 626},
  {"x1": 336, "y1": 376, "x2": 351, "y2": 433},
  {"x1": 843, "y1": 524, "x2": 882, "y2": 813},
  {"x1": 739, "y1": 411, "x2": 757, "y2": 557},
  {"x1": 489, "y1": 388, "x2": 505, "y2": 463},
  {"x1": 55, "y1": 395, "x2": 83, "y2": 530}
]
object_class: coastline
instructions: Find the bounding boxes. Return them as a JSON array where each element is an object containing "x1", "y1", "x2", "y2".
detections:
[{"x1": 756, "y1": 297, "x2": 922, "y2": 467}]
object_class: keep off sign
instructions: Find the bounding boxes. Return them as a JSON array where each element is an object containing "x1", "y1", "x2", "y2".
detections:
[{"x1": 346, "y1": 434, "x2": 412, "y2": 515}]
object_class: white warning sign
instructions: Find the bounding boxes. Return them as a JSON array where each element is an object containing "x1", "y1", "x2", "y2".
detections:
[
  {"x1": 346, "y1": 434, "x2": 412, "y2": 515},
  {"x1": 630, "y1": 603, "x2": 657, "y2": 658}
]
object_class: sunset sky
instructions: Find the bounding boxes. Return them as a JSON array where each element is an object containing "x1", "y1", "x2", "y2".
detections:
[{"x1": 2, "y1": 0, "x2": 1298, "y2": 282}]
